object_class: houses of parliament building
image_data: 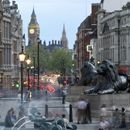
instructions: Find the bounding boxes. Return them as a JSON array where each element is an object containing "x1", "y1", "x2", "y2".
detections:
[{"x1": 28, "y1": 8, "x2": 69, "y2": 51}]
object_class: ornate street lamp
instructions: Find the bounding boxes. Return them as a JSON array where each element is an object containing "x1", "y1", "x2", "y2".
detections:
[
  {"x1": 19, "y1": 46, "x2": 26, "y2": 103},
  {"x1": 26, "y1": 56, "x2": 31, "y2": 90}
]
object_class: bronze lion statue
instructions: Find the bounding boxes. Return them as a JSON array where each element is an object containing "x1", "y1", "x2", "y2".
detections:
[
  {"x1": 80, "y1": 61, "x2": 97, "y2": 86},
  {"x1": 82, "y1": 60, "x2": 129, "y2": 94}
]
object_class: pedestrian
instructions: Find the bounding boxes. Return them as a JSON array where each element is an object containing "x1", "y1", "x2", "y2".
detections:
[
  {"x1": 62, "y1": 114, "x2": 69, "y2": 128},
  {"x1": 85, "y1": 101, "x2": 92, "y2": 123},
  {"x1": 75, "y1": 97, "x2": 87, "y2": 124},
  {"x1": 99, "y1": 116, "x2": 110, "y2": 130},
  {"x1": 119, "y1": 107, "x2": 126, "y2": 128},
  {"x1": 63, "y1": 79, "x2": 67, "y2": 86},
  {"x1": 62, "y1": 88, "x2": 67, "y2": 104},
  {"x1": 74, "y1": 76, "x2": 79, "y2": 85},
  {"x1": 4, "y1": 108, "x2": 14, "y2": 127},
  {"x1": 100, "y1": 104, "x2": 108, "y2": 118},
  {"x1": 61, "y1": 114, "x2": 77, "y2": 130},
  {"x1": 112, "y1": 108, "x2": 120, "y2": 128},
  {"x1": 57, "y1": 76, "x2": 62, "y2": 86},
  {"x1": 11, "y1": 109, "x2": 17, "y2": 125}
]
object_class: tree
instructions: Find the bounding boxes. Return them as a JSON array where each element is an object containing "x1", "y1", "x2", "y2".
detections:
[
  {"x1": 26, "y1": 46, "x2": 73, "y2": 75},
  {"x1": 26, "y1": 44, "x2": 50, "y2": 73},
  {"x1": 49, "y1": 49, "x2": 73, "y2": 75}
]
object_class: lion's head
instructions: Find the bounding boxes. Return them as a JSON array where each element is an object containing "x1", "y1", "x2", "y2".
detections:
[
  {"x1": 80, "y1": 61, "x2": 97, "y2": 85},
  {"x1": 97, "y1": 60, "x2": 118, "y2": 82}
]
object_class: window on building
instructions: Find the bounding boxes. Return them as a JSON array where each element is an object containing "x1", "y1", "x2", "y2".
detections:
[
  {"x1": 0, "y1": 51, "x2": 2, "y2": 65},
  {"x1": 121, "y1": 46, "x2": 126, "y2": 61}
]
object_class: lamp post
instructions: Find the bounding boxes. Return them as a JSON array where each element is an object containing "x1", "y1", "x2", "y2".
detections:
[
  {"x1": 37, "y1": 38, "x2": 41, "y2": 97},
  {"x1": 32, "y1": 52, "x2": 36, "y2": 90},
  {"x1": 19, "y1": 46, "x2": 26, "y2": 103},
  {"x1": 26, "y1": 56, "x2": 31, "y2": 90}
]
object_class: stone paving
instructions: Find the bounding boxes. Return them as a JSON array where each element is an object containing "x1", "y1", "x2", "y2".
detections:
[
  {"x1": 27, "y1": 97, "x2": 101, "y2": 130},
  {"x1": 0, "y1": 96, "x2": 130, "y2": 130}
]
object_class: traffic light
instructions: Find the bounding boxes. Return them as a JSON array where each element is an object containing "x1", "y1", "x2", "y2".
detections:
[{"x1": 15, "y1": 81, "x2": 20, "y2": 88}]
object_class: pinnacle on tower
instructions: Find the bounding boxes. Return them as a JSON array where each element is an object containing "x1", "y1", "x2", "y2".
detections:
[
  {"x1": 29, "y1": 8, "x2": 38, "y2": 25},
  {"x1": 61, "y1": 24, "x2": 68, "y2": 49}
]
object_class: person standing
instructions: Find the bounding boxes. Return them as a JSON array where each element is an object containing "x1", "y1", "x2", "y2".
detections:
[
  {"x1": 100, "y1": 104, "x2": 108, "y2": 117},
  {"x1": 119, "y1": 107, "x2": 126, "y2": 128},
  {"x1": 5, "y1": 108, "x2": 14, "y2": 128},
  {"x1": 11, "y1": 109, "x2": 17, "y2": 125},
  {"x1": 85, "y1": 101, "x2": 92, "y2": 123},
  {"x1": 62, "y1": 114, "x2": 69, "y2": 128},
  {"x1": 99, "y1": 116, "x2": 110, "y2": 130},
  {"x1": 75, "y1": 97, "x2": 87, "y2": 124},
  {"x1": 112, "y1": 108, "x2": 120, "y2": 128},
  {"x1": 62, "y1": 88, "x2": 67, "y2": 104}
]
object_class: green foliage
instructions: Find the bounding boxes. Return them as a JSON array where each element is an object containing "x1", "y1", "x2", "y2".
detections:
[
  {"x1": 26, "y1": 45, "x2": 50, "y2": 72},
  {"x1": 50, "y1": 49, "x2": 72, "y2": 75},
  {"x1": 26, "y1": 46, "x2": 73, "y2": 75}
]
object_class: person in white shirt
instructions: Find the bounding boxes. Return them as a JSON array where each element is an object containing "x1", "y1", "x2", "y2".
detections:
[
  {"x1": 76, "y1": 97, "x2": 87, "y2": 124},
  {"x1": 99, "y1": 116, "x2": 110, "y2": 130},
  {"x1": 62, "y1": 114, "x2": 69, "y2": 128},
  {"x1": 100, "y1": 104, "x2": 108, "y2": 117}
]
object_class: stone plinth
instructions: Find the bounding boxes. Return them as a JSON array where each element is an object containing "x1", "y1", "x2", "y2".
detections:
[
  {"x1": 67, "y1": 86, "x2": 130, "y2": 109},
  {"x1": 84, "y1": 93, "x2": 130, "y2": 110},
  {"x1": 67, "y1": 86, "x2": 130, "y2": 120}
]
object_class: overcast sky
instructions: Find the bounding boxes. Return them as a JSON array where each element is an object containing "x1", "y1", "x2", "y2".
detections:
[
  {"x1": 103, "y1": 0, "x2": 129, "y2": 12},
  {"x1": 15, "y1": 0, "x2": 100, "y2": 49}
]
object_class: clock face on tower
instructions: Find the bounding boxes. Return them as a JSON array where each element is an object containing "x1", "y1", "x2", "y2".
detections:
[{"x1": 29, "y1": 28, "x2": 35, "y2": 34}]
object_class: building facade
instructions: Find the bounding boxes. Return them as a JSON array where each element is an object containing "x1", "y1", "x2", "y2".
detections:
[
  {"x1": 0, "y1": 0, "x2": 23, "y2": 89},
  {"x1": 97, "y1": 2, "x2": 130, "y2": 73},
  {"x1": 0, "y1": 0, "x2": 3, "y2": 88},
  {"x1": 75, "y1": 3, "x2": 100, "y2": 70},
  {"x1": 10, "y1": 1, "x2": 23, "y2": 84},
  {"x1": 101, "y1": 0, "x2": 130, "y2": 12}
]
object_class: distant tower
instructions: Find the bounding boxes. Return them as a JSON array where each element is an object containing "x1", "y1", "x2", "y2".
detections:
[
  {"x1": 28, "y1": 8, "x2": 40, "y2": 46},
  {"x1": 61, "y1": 25, "x2": 68, "y2": 49}
]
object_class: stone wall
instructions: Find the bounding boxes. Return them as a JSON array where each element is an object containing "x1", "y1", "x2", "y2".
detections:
[
  {"x1": 67, "y1": 86, "x2": 130, "y2": 109},
  {"x1": 84, "y1": 93, "x2": 130, "y2": 110}
]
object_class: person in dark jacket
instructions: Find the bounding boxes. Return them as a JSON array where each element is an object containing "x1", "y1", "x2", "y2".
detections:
[
  {"x1": 5, "y1": 108, "x2": 14, "y2": 127},
  {"x1": 86, "y1": 102, "x2": 92, "y2": 123},
  {"x1": 120, "y1": 107, "x2": 126, "y2": 128}
]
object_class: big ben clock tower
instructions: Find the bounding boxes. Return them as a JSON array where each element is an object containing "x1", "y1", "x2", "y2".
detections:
[{"x1": 28, "y1": 8, "x2": 40, "y2": 46}]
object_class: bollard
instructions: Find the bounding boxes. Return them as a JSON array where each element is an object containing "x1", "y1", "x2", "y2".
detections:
[
  {"x1": 69, "y1": 104, "x2": 73, "y2": 122},
  {"x1": 45, "y1": 104, "x2": 48, "y2": 118},
  {"x1": 62, "y1": 95, "x2": 65, "y2": 104}
]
